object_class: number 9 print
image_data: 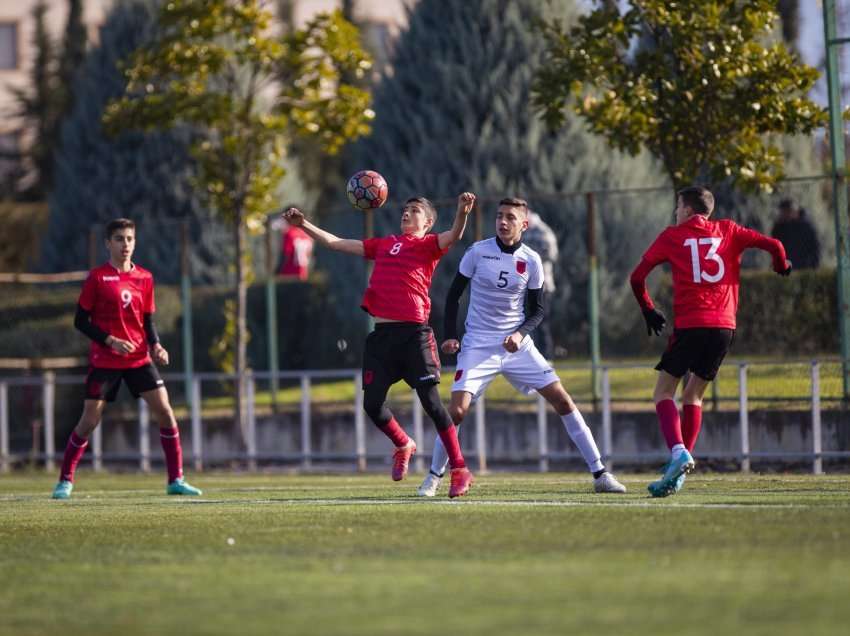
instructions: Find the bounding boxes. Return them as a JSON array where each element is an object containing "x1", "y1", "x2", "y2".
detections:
[{"x1": 120, "y1": 289, "x2": 132, "y2": 308}]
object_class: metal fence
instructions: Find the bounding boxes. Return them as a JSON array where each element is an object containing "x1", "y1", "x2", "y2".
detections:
[{"x1": 1, "y1": 359, "x2": 848, "y2": 476}]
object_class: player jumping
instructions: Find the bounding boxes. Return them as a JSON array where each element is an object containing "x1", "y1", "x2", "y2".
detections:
[
  {"x1": 630, "y1": 186, "x2": 791, "y2": 497},
  {"x1": 418, "y1": 197, "x2": 626, "y2": 496},
  {"x1": 52, "y1": 219, "x2": 202, "y2": 499},
  {"x1": 283, "y1": 193, "x2": 476, "y2": 498}
]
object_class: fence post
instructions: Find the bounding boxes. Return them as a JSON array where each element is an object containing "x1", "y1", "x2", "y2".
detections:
[
  {"x1": 0, "y1": 381, "x2": 8, "y2": 473},
  {"x1": 537, "y1": 393, "x2": 548, "y2": 472},
  {"x1": 180, "y1": 220, "x2": 194, "y2": 408},
  {"x1": 92, "y1": 422, "x2": 103, "y2": 472},
  {"x1": 739, "y1": 363, "x2": 750, "y2": 473},
  {"x1": 586, "y1": 192, "x2": 601, "y2": 410},
  {"x1": 246, "y1": 371, "x2": 257, "y2": 471},
  {"x1": 138, "y1": 398, "x2": 150, "y2": 473},
  {"x1": 811, "y1": 362, "x2": 823, "y2": 475},
  {"x1": 43, "y1": 370, "x2": 55, "y2": 471},
  {"x1": 300, "y1": 374, "x2": 311, "y2": 470},
  {"x1": 265, "y1": 216, "x2": 279, "y2": 409},
  {"x1": 190, "y1": 378, "x2": 202, "y2": 472},
  {"x1": 412, "y1": 390, "x2": 424, "y2": 473},
  {"x1": 354, "y1": 373, "x2": 366, "y2": 472},
  {"x1": 601, "y1": 367, "x2": 612, "y2": 469},
  {"x1": 474, "y1": 394, "x2": 487, "y2": 472}
]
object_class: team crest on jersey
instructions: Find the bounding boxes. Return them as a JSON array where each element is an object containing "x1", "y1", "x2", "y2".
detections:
[
  {"x1": 363, "y1": 370, "x2": 374, "y2": 385},
  {"x1": 454, "y1": 369, "x2": 463, "y2": 381},
  {"x1": 516, "y1": 260, "x2": 527, "y2": 274}
]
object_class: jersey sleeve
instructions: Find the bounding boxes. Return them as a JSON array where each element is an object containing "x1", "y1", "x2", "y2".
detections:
[
  {"x1": 458, "y1": 244, "x2": 477, "y2": 277},
  {"x1": 145, "y1": 277, "x2": 156, "y2": 313},
  {"x1": 362, "y1": 237, "x2": 381, "y2": 260},
  {"x1": 629, "y1": 231, "x2": 669, "y2": 311},
  {"x1": 528, "y1": 254, "x2": 544, "y2": 290},
  {"x1": 731, "y1": 222, "x2": 788, "y2": 271},
  {"x1": 78, "y1": 271, "x2": 97, "y2": 311},
  {"x1": 428, "y1": 232, "x2": 448, "y2": 258}
]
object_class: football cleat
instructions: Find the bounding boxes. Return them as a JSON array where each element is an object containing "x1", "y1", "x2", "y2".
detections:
[
  {"x1": 391, "y1": 439, "x2": 417, "y2": 481},
  {"x1": 417, "y1": 471, "x2": 443, "y2": 497},
  {"x1": 448, "y1": 467, "x2": 474, "y2": 498},
  {"x1": 166, "y1": 478, "x2": 202, "y2": 496},
  {"x1": 593, "y1": 471, "x2": 627, "y2": 493},
  {"x1": 51, "y1": 480, "x2": 73, "y2": 500},
  {"x1": 648, "y1": 450, "x2": 694, "y2": 498}
]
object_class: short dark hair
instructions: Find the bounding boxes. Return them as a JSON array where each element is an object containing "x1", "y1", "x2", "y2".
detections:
[
  {"x1": 104, "y1": 218, "x2": 135, "y2": 238},
  {"x1": 498, "y1": 197, "x2": 529, "y2": 217},
  {"x1": 677, "y1": 186, "x2": 714, "y2": 216},
  {"x1": 405, "y1": 197, "x2": 437, "y2": 223}
]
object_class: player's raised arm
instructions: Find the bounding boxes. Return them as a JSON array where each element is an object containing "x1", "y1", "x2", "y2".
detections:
[
  {"x1": 283, "y1": 207, "x2": 364, "y2": 257},
  {"x1": 438, "y1": 192, "x2": 476, "y2": 251}
]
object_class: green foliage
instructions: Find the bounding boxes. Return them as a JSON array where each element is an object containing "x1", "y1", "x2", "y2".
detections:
[
  {"x1": 533, "y1": 0, "x2": 827, "y2": 191},
  {"x1": 103, "y1": 0, "x2": 373, "y2": 374}
]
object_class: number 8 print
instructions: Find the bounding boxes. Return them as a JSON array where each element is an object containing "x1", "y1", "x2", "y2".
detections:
[{"x1": 121, "y1": 289, "x2": 132, "y2": 308}]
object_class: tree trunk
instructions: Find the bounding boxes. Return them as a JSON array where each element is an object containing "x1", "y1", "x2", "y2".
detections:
[{"x1": 234, "y1": 209, "x2": 248, "y2": 437}]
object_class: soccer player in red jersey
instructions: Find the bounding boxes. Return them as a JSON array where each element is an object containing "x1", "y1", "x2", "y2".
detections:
[
  {"x1": 51, "y1": 219, "x2": 201, "y2": 499},
  {"x1": 283, "y1": 193, "x2": 476, "y2": 497},
  {"x1": 630, "y1": 186, "x2": 791, "y2": 497}
]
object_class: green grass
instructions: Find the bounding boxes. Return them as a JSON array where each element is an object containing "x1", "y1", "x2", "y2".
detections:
[
  {"x1": 2, "y1": 472, "x2": 849, "y2": 636},
  {"x1": 196, "y1": 358, "x2": 845, "y2": 414}
]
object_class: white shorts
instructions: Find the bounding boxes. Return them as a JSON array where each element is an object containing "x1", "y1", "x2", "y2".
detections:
[{"x1": 451, "y1": 336, "x2": 557, "y2": 399}]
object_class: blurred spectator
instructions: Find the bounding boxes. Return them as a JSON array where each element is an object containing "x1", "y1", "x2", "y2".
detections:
[
  {"x1": 771, "y1": 198, "x2": 821, "y2": 269},
  {"x1": 522, "y1": 209, "x2": 558, "y2": 359},
  {"x1": 276, "y1": 216, "x2": 314, "y2": 279}
]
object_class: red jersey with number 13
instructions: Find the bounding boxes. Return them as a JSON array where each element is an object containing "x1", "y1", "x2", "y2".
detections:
[
  {"x1": 78, "y1": 263, "x2": 155, "y2": 369},
  {"x1": 361, "y1": 233, "x2": 448, "y2": 323},
  {"x1": 630, "y1": 215, "x2": 786, "y2": 329}
]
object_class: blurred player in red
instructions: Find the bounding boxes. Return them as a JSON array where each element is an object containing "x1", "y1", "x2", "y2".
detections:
[
  {"x1": 52, "y1": 219, "x2": 201, "y2": 499},
  {"x1": 630, "y1": 186, "x2": 790, "y2": 497},
  {"x1": 279, "y1": 217, "x2": 314, "y2": 279},
  {"x1": 283, "y1": 193, "x2": 476, "y2": 497}
]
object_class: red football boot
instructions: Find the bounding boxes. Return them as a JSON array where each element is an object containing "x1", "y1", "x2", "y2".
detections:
[
  {"x1": 391, "y1": 439, "x2": 416, "y2": 481},
  {"x1": 448, "y1": 467, "x2": 474, "y2": 498}
]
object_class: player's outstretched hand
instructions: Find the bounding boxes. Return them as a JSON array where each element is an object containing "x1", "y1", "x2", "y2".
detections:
[
  {"x1": 441, "y1": 339, "x2": 460, "y2": 354},
  {"x1": 642, "y1": 308, "x2": 666, "y2": 336},
  {"x1": 107, "y1": 336, "x2": 135, "y2": 355},
  {"x1": 503, "y1": 332, "x2": 523, "y2": 353},
  {"x1": 775, "y1": 259, "x2": 792, "y2": 276},
  {"x1": 152, "y1": 343, "x2": 169, "y2": 366},
  {"x1": 283, "y1": 207, "x2": 305, "y2": 226},
  {"x1": 457, "y1": 192, "x2": 476, "y2": 215}
]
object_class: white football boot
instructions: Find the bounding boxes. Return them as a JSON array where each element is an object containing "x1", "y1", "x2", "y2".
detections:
[
  {"x1": 593, "y1": 471, "x2": 627, "y2": 493},
  {"x1": 417, "y1": 471, "x2": 443, "y2": 497}
]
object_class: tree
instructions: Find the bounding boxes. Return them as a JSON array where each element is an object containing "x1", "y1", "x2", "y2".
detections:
[
  {"x1": 104, "y1": 0, "x2": 372, "y2": 428},
  {"x1": 533, "y1": 0, "x2": 827, "y2": 192},
  {"x1": 42, "y1": 0, "x2": 223, "y2": 283},
  {"x1": 335, "y1": 0, "x2": 666, "y2": 353}
]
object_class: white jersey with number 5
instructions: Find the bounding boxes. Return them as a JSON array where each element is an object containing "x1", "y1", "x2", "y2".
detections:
[{"x1": 459, "y1": 238, "x2": 544, "y2": 349}]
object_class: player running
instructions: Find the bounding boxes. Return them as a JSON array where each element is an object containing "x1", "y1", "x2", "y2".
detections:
[
  {"x1": 630, "y1": 186, "x2": 791, "y2": 497},
  {"x1": 283, "y1": 193, "x2": 476, "y2": 497},
  {"x1": 417, "y1": 197, "x2": 626, "y2": 497},
  {"x1": 52, "y1": 219, "x2": 201, "y2": 499}
]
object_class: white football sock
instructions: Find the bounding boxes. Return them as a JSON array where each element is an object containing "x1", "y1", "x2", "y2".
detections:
[
  {"x1": 561, "y1": 410, "x2": 604, "y2": 473},
  {"x1": 671, "y1": 443, "x2": 686, "y2": 458},
  {"x1": 430, "y1": 430, "x2": 452, "y2": 476}
]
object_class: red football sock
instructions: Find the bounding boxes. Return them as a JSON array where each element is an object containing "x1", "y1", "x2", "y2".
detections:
[
  {"x1": 682, "y1": 404, "x2": 703, "y2": 452},
  {"x1": 437, "y1": 426, "x2": 466, "y2": 469},
  {"x1": 59, "y1": 431, "x2": 88, "y2": 482},
  {"x1": 159, "y1": 427, "x2": 184, "y2": 482},
  {"x1": 378, "y1": 418, "x2": 410, "y2": 448},
  {"x1": 655, "y1": 399, "x2": 683, "y2": 450}
]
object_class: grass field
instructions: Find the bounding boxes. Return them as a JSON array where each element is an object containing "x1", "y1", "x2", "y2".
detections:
[{"x1": 2, "y1": 472, "x2": 849, "y2": 635}]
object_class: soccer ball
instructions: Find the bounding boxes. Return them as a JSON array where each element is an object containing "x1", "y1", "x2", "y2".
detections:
[{"x1": 346, "y1": 170, "x2": 389, "y2": 210}]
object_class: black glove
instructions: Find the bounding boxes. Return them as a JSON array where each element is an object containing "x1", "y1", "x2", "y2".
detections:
[
  {"x1": 642, "y1": 308, "x2": 666, "y2": 336},
  {"x1": 775, "y1": 259, "x2": 792, "y2": 277}
]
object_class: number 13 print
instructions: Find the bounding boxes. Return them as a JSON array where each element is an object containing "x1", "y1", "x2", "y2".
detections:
[{"x1": 684, "y1": 237, "x2": 725, "y2": 283}]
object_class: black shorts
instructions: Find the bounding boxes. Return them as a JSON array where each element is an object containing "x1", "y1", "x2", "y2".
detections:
[
  {"x1": 655, "y1": 328, "x2": 735, "y2": 381},
  {"x1": 85, "y1": 363, "x2": 164, "y2": 402},
  {"x1": 363, "y1": 322, "x2": 441, "y2": 392}
]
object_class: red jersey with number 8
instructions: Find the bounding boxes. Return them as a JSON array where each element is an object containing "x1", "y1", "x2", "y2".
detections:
[
  {"x1": 361, "y1": 233, "x2": 448, "y2": 323},
  {"x1": 78, "y1": 263, "x2": 155, "y2": 368},
  {"x1": 630, "y1": 215, "x2": 787, "y2": 329}
]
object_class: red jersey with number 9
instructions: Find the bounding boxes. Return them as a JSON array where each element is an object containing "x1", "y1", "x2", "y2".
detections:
[
  {"x1": 361, "y1": 233, "x2": 448, "y2": 323},
  {"x1": 631, "y1": 215, "x2": 787, "y2": 329},
  {"x1": 78, "y1": 263, "x2": 155, "y2": 368}
]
